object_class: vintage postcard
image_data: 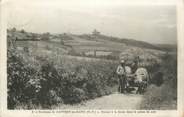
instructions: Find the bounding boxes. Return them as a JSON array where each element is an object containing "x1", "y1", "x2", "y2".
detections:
[{"x1": 0, "y1": 0, "x2": 184, "y2": 117}]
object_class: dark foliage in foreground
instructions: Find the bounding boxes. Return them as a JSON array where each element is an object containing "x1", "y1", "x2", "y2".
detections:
[
  {"x1": 7, "y1": 47, "x2": 177, "y2": 109},
  {"x1": 7, "y1": 49, "x2": 118, "y2": 109},
  {"x1": 140, "y1": 53, "x2": 177, "y2": 110}
]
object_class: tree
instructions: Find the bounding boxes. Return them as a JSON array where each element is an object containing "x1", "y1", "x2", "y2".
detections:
[
  {"x1": 92, "y1": 29, "x2": 100, "y2": 36},
  {"x1": 11, "y1": 27, "x2": 16, "y2": 32},
  {"x1": 20, "y1": 29, "x2": 25, "y2": 33},
  {"x1": 92, "y1": 29, "x2": 100, "y2": 39},
  {"x1": 41, "y1": 32, "x2": 50, "y2": 41}
]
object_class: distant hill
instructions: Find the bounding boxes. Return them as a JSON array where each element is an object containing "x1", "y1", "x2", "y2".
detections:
[
  {"x1": 7, "y1": 29, "x2": 171, "y2": 51},
  {"x1": 8, "y1": 29, "x2": 176, "y2": 65},
  {"x1": 93, "y1": 34, "x2": 162, "y2": 50},
  {"x1": 77, "y1": 34, "x2": 178, "y2": 52},
  {"x1": 154, "y1": 44, "x2": 177, "y2": 52}
]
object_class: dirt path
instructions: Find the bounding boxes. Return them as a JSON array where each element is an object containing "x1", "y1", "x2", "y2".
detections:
[{"x1": 53, "y1": 92, "x2": 143, "y2": 110}]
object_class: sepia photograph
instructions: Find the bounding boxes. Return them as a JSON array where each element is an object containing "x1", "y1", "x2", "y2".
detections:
[{"x1": 4, "y1": 0, "x2": 178, "y2": 111}]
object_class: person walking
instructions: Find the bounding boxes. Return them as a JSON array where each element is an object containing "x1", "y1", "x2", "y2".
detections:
[{"x1": 116, "y1": 60, "x2": 127, "y2": 93}]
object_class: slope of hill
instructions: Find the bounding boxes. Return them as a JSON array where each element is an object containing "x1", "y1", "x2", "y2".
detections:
[
  {"x1": 62, "y1": 34, "x2": 167, "y2": 64},
  {"x1": 154, "y1": 44, "x2": 177, "y2": 52},
  {"x1": 77, "y1": 34, "x2": 162, "y2": 50},
  {"x1": 8, "y1": 30, "x2": 170, "y2": 65}
]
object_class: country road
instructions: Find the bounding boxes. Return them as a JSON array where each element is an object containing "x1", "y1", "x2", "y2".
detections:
[{"x1": 53, "y1": 92, "x2": 143, "y2": 110}]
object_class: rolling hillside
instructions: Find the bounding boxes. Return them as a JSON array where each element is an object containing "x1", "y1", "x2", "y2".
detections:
[
  {"x1": 154, "y1": 44, "x2": 177, "y2": 52},
  {"x1": 8, "y1": 29, "x2": 174, "y2": 65},
  {"x1": 77, "y1": 34, "x2": 162, "y2": 50},
  {"x1": 58, "y1": 33, "x2": 167, "y2": 64}
]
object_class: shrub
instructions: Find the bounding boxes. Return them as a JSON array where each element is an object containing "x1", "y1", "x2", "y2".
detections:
[
  {"x1": 140, "y1": 53, "x2": 177, "y2": 110},
  {"x1": 7, "y1": 49, "x2": 38, "y2": 109},
  {"x1": 140, "y1": 82, "x2": 177, "y2": 110},
  {"x1": 151, "y1": 72, "x2": 164, "y2": 86},
  {"x1": 7, "y1": 48, "x2": 118, "y2": 109},
  {"x1": 62, "y1": 87, "x2": 86, "y2": 104}
]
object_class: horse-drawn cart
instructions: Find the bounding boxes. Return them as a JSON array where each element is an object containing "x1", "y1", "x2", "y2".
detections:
[{"x1": 125, "y1": 67, "x2": 149, "y2": 94}]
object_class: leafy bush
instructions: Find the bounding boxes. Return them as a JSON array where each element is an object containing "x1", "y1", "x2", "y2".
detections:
[
  {"x1": 7, "y1": 48, "x2": 118, "y2": 109},
  {"x1": 140, "y1": 53, "x2": 177, "y2": 110},
  {"x1": 7, "y1": 49, "x2": 38, "y2": 109},
  {"x1": 140, "y1": 82, "x2": 177, "y2": 110}
]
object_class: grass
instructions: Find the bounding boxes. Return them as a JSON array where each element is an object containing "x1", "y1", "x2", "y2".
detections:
[{"x1": 140, "y1": 53, "x2": 177, "y2": 110}]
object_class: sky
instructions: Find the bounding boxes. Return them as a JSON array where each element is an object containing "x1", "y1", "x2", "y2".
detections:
[{"x1": 6, "y1": 0, "x2": 177, "y2": 44}]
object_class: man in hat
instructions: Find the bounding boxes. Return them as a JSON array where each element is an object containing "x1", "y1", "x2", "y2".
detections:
[{"x1": 116, "y1": 60, "x2": 127, "y2": 93}]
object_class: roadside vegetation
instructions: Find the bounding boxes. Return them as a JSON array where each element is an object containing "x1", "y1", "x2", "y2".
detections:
[
  {"x1": 140, "y1": 53, "x2": 177, "y2": 110},
  {"x1": 7, "y1": 47, "x2": 118, "y2": 109}
]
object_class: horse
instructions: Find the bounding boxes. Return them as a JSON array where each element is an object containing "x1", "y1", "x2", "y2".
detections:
[{"x1": 134, "y1": 67, "x2": 149, "y2": 94}]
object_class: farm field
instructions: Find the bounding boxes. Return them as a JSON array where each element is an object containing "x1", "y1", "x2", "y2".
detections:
[{"x1": 11, "y1": 30, "x2": 169, "y2": 63}]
